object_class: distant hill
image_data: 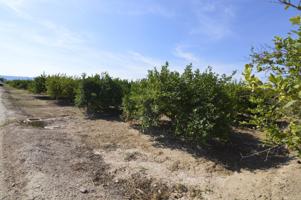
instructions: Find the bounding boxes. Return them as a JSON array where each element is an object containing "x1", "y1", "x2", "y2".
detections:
[{"x1": 0, "y1": 75, "x2": 33, "y2": 81}]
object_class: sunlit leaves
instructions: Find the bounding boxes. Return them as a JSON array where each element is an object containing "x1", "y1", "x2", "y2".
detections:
[
  {"x1": 123, "y1": 64, "x2": 235, "y2": 143},
  {"x1": 244, "y1": 16, "x2": 301, "y2": 154},
  {"x1": 290, "y1": 16, "x2": 301, "y2": 25}
]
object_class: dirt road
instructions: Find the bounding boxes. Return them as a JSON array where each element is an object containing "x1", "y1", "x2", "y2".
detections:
[
  {"x1": 0, "y1": 87, "x2": 5, "y2": 124},
  {"x1": 0, "y1": 87, "x2": 122, "y2": 199},
  {"x1": 0, "y1": 87, "x2": 8, "y2": 199},
  {"x1": 0, "y1": 86, "x2": 301, "y2": 200}
]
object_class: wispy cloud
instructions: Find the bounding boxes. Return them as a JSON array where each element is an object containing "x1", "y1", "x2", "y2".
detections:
[
  {"x1": 189, "y1": 0, "x2": 236, "y2": 40},
  {"x1": 32, "y1": 20, "x2": 85, "y2": 49},
  {"x1": 0, "y1": 0, "x2": 27, "y2": 12},
  {"x1": 0, "y1": 0, "x2": 164, "y2": 79},
  {"x1": 174, "y1": 45, "x2": 201, "y2": 65},
  {"x1": 0, "y1": 0, "x2": 85, "y2": 49},
  {"x1": 0, "y1": 0, "x2": 243, "y2": 79}
]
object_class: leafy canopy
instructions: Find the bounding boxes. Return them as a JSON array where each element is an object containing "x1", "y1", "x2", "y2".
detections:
[{"x1": 244, "y1": 16, "x2": 301, "y2": 154}]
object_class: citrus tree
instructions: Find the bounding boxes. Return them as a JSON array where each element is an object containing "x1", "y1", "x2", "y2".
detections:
[
  {"x1": 75, "y1": 73, "x2": 127, "y2": 114},
  {"x1": 244, "y1": 15, "x2": 301, "y2": 154},
  {"x1": 46, "y1": 74, "x2": 79, "y2": 101},
  {"x1": 123, "y1": 63, "x2": 235, "y2": 143}
]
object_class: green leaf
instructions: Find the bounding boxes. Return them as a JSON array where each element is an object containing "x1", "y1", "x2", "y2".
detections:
[
  {"x1": 243, "y1": 64, "x2": 252, "y2": 81},
  {"x1": 269, "y1": 74, "x2": 277, "y2": 84},
  {"x1": 290, "y1": 16, "x2": 301, "y2": 25},
  {"x1": 294, "y1": 84, "x2": 300, "y2": 89},
  {"x1": 284, "y1": 100, "x2": 297, "y2": 108},
  {"x1": 285, "y1": 5, "x2": 290, "y2": 10}
]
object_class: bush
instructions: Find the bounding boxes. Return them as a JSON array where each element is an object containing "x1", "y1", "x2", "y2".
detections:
[
  {"x1": 32, "y1": 74, "x2": 47, "y2": 94},
  {"x1": 7, "y1": 80, "x2": 33, "y2": 90},
  {"x1": 46, "y1": 74, "x2": 79, "y2": 101},
  {"x1": 75, "y1": 73, "x2": 128, "y2": 113},
  {"x1": 224, "y1": 81, "x2": 255, "y2": 126},
  {"x1": 123, "y1": 63, "x2": 235, "y2": 143}
]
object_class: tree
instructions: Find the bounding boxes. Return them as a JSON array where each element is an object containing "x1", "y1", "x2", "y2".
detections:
[
  {"x1": 123, "y1": 63, "x2": 235, "y2": 143},
  {"x1": 46, "y1": 74, "x2": 79, "y2": 101},
  {"x1": 32, "y1": 73, "x2": 47, "y2": 94},
  {"x1": 75, "y1": 73, "x2": 125, "y2": 114},
  {"x1": 244, "y1": 14, "x2": 301, "y2": 154}
]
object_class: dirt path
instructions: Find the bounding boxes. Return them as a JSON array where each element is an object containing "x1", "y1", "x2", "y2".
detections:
[
  {"x1": 0, "y1": 87, "x2": 122, "y2": 199},
  {"x1": 0, "y1": 87, "x2": 301, "y2": 200},
  {"x1": 0, "y1": 87, "x2": 8, "y2": 199},
  {"x1": 0, "y1": 88, "x2": 6, "y2": 124}
]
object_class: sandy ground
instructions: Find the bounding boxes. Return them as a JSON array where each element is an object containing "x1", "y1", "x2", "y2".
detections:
[{"x1": 0, "y1": 86, "x2": 301, "y2": 200}]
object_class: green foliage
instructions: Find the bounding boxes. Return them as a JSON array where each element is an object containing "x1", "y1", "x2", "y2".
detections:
[
  {"x1": 224, "y1": 81, "x2": 255, "y2": 126},
  {"x1": 75, "y1": 73, "x2": 128, "y2": 113},
  {"x1": 7, "y1": 79, "x2": 33, "y2": 90},
  {"x1": 123, "y1": 63, "x2": 235, "y2": 143},
  {"x1": 46, "y1": 74, "x2": 79, "y2": 101},
  {"x1": 31, "y1": 74, "x2": 47, "y2": 94},
  {"x1": 244, "y1": 18, "x2": 301, "y2": 153}
]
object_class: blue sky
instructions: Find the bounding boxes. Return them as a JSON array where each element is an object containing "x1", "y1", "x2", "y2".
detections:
[{"x1": 0, "y1": 0, "x2": 299, "y2": 79}]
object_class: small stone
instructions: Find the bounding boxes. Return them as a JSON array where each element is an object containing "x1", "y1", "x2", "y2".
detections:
[
  {"x1": 297, "y1": 160, "x2": 301, "y2": 164},
  {"x1": 80, "y1": 187, "x2": 88, "y2": 194},
  {"x1": 11, "y1": 183, "x2": 16, "y2": 187}
]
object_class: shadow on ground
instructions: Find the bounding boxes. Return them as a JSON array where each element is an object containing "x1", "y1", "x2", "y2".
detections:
[
  {"x1": 131, "y1": 123, "x2": 292, "y2": 172},
  {"x1": 33, "y1": 94, "x2": 292, "y2": 172},
  {"x1": 34, "y1": 95, "x2": 75, "y2": 107},
  {"x1": 85, "y1": 111, "x2": 123, "y2": 122}
]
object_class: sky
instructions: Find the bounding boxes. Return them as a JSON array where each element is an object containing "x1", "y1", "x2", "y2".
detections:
[{"x1": 0, "y1": 0, "x2": 299, "y2": 80}]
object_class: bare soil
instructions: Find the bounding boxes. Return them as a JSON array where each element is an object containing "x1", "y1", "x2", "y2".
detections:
[{"x1": 0, "y1": 86, "x2": 301, "y2": 200}]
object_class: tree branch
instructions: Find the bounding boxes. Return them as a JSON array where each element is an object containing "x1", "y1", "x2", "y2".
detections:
[
  {"x1": 278, "y1": 0, "x2": 301, "y2": 10},
  {"x1": 240, "y1": 145, "x2": 283, "y2": 161}
]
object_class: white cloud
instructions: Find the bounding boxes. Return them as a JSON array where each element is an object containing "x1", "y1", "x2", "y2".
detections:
[
  {"x1": 0, "y1": 0, "x2": 166, "y2": 79},
  {"x1": 0, "y1": 0, "x2": 27, "y2": 12},
  {"x1": 189, "y1": 0, "x2": 236, "y2": 40},
  {"x1": 0, "y1": 0, "x2": 242, "y2": 80},
  {"x1": 174, "y1": 45, "x2": 201, "y2": 65},
  {"x1": 33, "y1": 20, "x2": 85, "y2": 49},
  {"x1": 0, "y1": 43, "x2": 163, "y2": 79}
]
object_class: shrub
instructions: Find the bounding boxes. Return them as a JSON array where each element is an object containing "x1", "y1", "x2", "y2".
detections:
[
  {"x1": 32, "y1": 74, "x2": 47, "y2": 94},
  {"x1": 7, "y1": 80, "x2": 33, "y2": 90},
  {"x1": 224, "y1": 81, "x2": 255, "y2": 126},
  {"x1": 46, "y1": 74, "x2": 79, "y2": 101},
  {"x1": 123, "y1": 63, "x2": 235, "y2": 143},
  {"x1": 75, "y1": 73, "x2": 127, "y2": 113}
]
